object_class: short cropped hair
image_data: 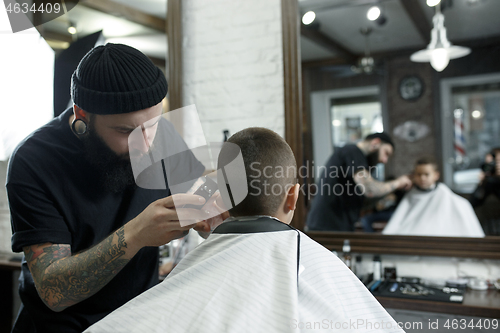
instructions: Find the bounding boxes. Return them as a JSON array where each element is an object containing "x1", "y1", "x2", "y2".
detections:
[
  {"x1": 365, "y1": 132, "x2": 394, "y2": 149},
  {"x1": 415, "y1": 156, "x2": 439, "y2": 171},
  {"x1": 218, "y1": 127, "x2": 297, "y2": 217},
  {"x1": 491, "y1": 147, "x2": 500, "y2": 156}
]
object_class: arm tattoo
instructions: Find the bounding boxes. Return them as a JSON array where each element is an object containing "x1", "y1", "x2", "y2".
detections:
[
  {"x1": 24, "y1": 227, "x2": 130, "y2": 312},
  {"x1": 354, "y1": 171, "x2": 397, "y2": 198}
]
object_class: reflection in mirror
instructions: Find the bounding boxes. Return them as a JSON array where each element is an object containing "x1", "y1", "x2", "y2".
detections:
[{"x1": 298, "y1": 0, "x2": 500, "y2": 237}]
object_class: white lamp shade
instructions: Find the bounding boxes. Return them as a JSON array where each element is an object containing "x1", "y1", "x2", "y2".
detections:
[
  {"x1": 426, "y1": 0, "x2": 442, "y2": 7},
  {"x1": 430, "y1": 48, "x2": 450, "y2": 72},
  {"x1": 410, "y1": 11, "x2": 471, "y2": 72},
  {"x1": 410, "y1": 45, "x2": 471, "y2": 71}
]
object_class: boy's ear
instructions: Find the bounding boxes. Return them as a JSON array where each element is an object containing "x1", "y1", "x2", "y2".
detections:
[{"x1": 285, "y1": 184, "x2": 300, "y2": 211}]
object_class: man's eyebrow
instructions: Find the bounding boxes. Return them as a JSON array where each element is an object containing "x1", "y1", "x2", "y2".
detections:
[{"x1": 111, "y1": 118, "x2": 161, "y2": 131}]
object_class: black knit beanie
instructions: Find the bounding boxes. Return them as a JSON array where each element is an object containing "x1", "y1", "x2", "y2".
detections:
[
  {"x1": 70, "y1": 43, "x2": 168, "y2": 114},
  {"x1": 365, "y1": 132, "x2": 395, "y2": 150}
]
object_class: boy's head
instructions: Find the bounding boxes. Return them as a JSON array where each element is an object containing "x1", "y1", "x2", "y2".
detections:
[
  {"x1": 413, "y1": 156, "x2": 440, "y2": 190},
  {"x1": 218, "y1": 127, "x2": 299, "y2": 224}
]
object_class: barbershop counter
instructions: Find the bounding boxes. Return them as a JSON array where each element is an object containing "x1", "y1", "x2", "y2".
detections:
[{"x1": 377, "y1": 289, "x2": 500, "y2": 319}]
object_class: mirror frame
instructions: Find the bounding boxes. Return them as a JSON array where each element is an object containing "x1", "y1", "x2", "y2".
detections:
[
  {"x1": 167, "y1": 0, "x2": 183, "y2": 110},
  {"x1": 281, "y1": 0, "x2": 500, "y2": 260}
]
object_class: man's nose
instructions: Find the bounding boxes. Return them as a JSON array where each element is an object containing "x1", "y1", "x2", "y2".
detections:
[
  {"x1": 130, "y1": 137, "x2": 148, "y2": 154},
  {"x1": 130, "y1": 128, "x2": 153, "y2": 154}
]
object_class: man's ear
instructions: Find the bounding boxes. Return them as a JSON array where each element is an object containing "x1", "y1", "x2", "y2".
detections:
[
  {"x1": 73, "y1": 105, "x2": 89, "y2": 121},
  {"x1": 285, "y1": 184, "x2": 300, "y2": 212},
  {"x1": 370, "y1": 138, "x2": 381, "y2": 151}
]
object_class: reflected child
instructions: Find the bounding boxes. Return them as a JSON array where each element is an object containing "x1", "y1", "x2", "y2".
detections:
[{"x1": 382, "y1": 157, "x2": 485, "y2": 237}]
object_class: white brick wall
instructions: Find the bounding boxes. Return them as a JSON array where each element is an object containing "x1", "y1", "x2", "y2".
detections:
[{"x1": 182, "y1": 0, "x2": 284, "y2": 144}]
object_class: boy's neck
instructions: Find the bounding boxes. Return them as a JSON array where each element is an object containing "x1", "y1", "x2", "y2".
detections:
[
  {"x1": 226, "y1": 215, "x2": 287, "y2": 224},
  {"x1": 415, "y1": 183, "x2": 438, "y2": 192}
]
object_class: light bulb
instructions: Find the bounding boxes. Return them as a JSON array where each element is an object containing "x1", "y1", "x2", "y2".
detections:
[
  {"x1": 68, "y1": 26, "x2": 77, "y2": 35},
  {"x1": 427, "y1": 0, "x2": 442, "y2": 6},
  {"x1": 472, "y1": 110, "x2": 482, "y2": 119},
  {"x1": 302, "y1": 11, "x2": 316, "y2": 25},
  {"x1": 367, "y1": 6, "x2": 381, "y2": 21},
  {"x1": 430, "y1": 48, "x2": 449, "y2": 72}
]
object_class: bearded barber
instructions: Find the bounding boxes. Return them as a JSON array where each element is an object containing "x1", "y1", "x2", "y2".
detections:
[
  {"x1": 7, "y1": 44, "x2": 212, "y2": 332},
  {"x1": 306, "y1": 132, "x2": 412, "y2": 231}
]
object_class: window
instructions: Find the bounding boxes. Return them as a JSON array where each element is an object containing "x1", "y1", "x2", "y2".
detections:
[
  {"x1": 330, "y1": 96, "x2": 383, "y2": 148},
  {"x1": 441, "y1": 73, "x2": 500, "y2": 193}
]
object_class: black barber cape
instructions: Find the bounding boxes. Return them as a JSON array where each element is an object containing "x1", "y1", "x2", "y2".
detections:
[
  {"x1": 7, "y1": 108, "x2": 204, "y2": 332},
  {"x1": 307, "y1": 144, "x2": 368, "y2": 231},
  {"x1": 86, "y1": 217, "x2": 403, "y2": 333}
]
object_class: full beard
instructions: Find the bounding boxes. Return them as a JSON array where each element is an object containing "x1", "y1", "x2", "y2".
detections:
[
  {"x1": 81, "y1": 126, "x2": 136, "y2": 193},
  {"x1": 366, "y1": 149, "x2": 380, "y2": 168}
]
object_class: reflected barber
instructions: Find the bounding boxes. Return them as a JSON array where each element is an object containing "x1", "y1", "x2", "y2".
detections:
[{"x1": 306, "y1": 132, "x2": 412, "y2": 231}]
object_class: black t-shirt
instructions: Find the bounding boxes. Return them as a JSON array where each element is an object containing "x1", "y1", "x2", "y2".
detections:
[
  {"x1": 7, "y1": 108, "x2": 204, "y2": 332},
  {"x1": 306, "y1": 144, "x2": 368, "y2": 231}
]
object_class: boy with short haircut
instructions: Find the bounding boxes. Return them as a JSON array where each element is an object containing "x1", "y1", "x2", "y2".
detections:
[
  {"x1": 383, "y1": 157, "x2": 484, "y2": 237},
  {"x1": 86, "y1": 128, "x2": 403, "y2": 333}
]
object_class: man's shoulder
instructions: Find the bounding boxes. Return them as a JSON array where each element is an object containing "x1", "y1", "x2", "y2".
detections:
[
  {"x1": 8, "y1": 110, "x2": 75, "y2": 182},
  {"x1": 332, "y1": 144, "x2": 367, "y2": 169},
  {"x1": 339, "y1": 144, "x2": 363, "y2": 156},
  {"x1": 11, "y1": 122, "x2": 58, "y2": 160}
]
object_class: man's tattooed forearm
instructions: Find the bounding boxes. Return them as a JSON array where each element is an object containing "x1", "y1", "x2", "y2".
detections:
[
  {"x1": 359, "y1": 177, "x2": 397, "y2": 198},
  {"x1": 25, "y1": 226, "x2": 130, "y2": 311}
]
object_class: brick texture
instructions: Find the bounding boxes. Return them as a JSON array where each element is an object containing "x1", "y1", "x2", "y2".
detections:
[
  {"x1": 182, "y1": 0, "x2": 285, "y2": 144},
  {"x1": 385, "y1": 57, "x2": 437, "y2": 177}
]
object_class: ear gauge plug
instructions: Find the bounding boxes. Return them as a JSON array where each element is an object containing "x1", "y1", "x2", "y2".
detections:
[{"x1": 72, "y1": 119, "x2": 88, "y2": 135}]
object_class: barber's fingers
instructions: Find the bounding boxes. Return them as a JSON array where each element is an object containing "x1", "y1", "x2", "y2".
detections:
[
  {"x1": 167, "y1": 207, "x2": 211, "y2": 223},
  {"x1": 205, "y1": 214, "x2": 226, "y2": 230},
  {"x1": 167, "y1": 230, "x2": 191, "y2": 241},
  {"x1": 213, "y1": 192, "x2": 229, "y2": 213},
  {"x1": 176, "y1": 221, "x2": 210, "y2": 233},
  {"x1": 193, "y1": 221, "x2": 211, "y2": 232},
  {"x1": 160, "y1": 194, "x2": 206, "y2": 208},
  {"x1": 203, "y1": 191, "x2": 228, "y2": 214}
]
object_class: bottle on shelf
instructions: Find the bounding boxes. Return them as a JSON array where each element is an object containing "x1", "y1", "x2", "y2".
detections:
[
  {"x1": 354, "y1": 255, "x2": 363, "y2": 277},
  {"x1": 373, "y1": 255, "x2": 382, "y2": 281},
  {"x1": 342, "y1": 239, "x2": 352, "y2": 270}
]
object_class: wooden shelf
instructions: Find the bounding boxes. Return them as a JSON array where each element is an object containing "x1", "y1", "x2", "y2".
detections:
[{"x1": 307, "y1": 232, "x2": 500, "y2": 259}]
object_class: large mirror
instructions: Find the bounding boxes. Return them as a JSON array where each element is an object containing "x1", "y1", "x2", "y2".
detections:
[{"x1": 286, "y1": 0, "x2": 500, "y2": 257}]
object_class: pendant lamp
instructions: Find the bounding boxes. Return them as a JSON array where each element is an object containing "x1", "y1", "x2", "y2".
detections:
[{"x1": 410, "y1": 5, "x2": 470, "y2": 72}]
